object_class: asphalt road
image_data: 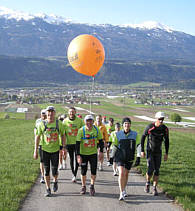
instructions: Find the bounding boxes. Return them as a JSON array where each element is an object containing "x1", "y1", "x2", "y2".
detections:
[{"x1": 20, "y1": 156, "x2": 183, "y2": 211}]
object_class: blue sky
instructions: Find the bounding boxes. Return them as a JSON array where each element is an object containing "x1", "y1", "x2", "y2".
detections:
[{"x1": 1, "y1": 0, "x2": 195, "y2": 35}]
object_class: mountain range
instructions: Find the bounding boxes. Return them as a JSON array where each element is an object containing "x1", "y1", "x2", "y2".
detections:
[
  {"x1": 0, "y1": 7, "x2": 195, "y2": 88},
  {"x1": 0, "y1": 6, "x2": 195, "y2": 61}
]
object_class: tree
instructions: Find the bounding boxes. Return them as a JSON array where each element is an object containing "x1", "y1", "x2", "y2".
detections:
[{"x1": 170, "y1": 113, "x2": 182, "y2": 124}]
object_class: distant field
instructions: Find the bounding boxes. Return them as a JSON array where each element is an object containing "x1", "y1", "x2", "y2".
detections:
[
  {"x1": 1, "y1": 98, "x2": 195, "y2": 211},
  {"x1": 0, "y1": 112, "x2": 25, "y2": 119}
]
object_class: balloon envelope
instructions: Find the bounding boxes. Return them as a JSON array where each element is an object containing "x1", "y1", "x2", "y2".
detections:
[{"x1": 67, "y1": 34, "x2": 105, "y2": 76}]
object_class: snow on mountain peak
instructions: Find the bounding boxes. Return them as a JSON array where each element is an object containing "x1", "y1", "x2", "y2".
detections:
[
  {"x1": 0, "y1": 6, "x2": 72, "y2": 24},
  {"x1": 0, "y1": 6, "x2": 34, "y2": 21},
  {"x1": 0, "y1": 6, "x2": 173, "y2": 32},
  {"x1": 121, "y1": 21, "x2": 173, "y2": 33}
]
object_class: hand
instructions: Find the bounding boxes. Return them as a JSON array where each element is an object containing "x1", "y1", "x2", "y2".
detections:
[
  {"x1": 77, "y1": 155, "x2": 82, "y2": 165},
  {"x1": 164, "y1": 154, "x2": 168, "y2": 161},
  {"x1": 141, "y1": 152, "x2": 145, "y2": 158},
  {"x1": 98, "y1": 152, "x2": 103, "y2": 161},
  {"x1": 33, "y1": 150, "x2": 38, "y2": 160}
]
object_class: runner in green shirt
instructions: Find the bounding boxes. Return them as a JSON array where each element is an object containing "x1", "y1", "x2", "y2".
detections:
[
  {"x1": 34, "y1": 109, "x2": 47, "y2": 184},
  {"x1": 76, "y1": 115, "x2": 104, "y2": 196},
  {"x1": 105, "y1": 117, "x2": 115, "y2": 166},
  {"x1": 34, "y1": 106, "x2": 66, "y2": 197},
  {"x1": 63, "y1": 107, "x2": 84, "y2": 182},
  {"x1": 109, "y1": 122, "x2": 121, "y2": 176}
]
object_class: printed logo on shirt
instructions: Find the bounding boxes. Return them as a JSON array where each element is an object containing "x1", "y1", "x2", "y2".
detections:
[
  {"x1": 68, "y1": 128, "x2": 78, "y2": 136},
  {"x1": 84, "y1": 139, "x2": 95, "y2": 148},
  {"x1": 83, "y1": 134, "x2": 95, "y2": 148},
  {"x1": 45, "y1": 128, "x2": 58, "y2": 143}
]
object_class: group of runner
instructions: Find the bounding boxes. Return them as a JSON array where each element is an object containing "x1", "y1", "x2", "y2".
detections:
[{"x1": 33, "y1": 106, "x2": 169, "y2": 200}]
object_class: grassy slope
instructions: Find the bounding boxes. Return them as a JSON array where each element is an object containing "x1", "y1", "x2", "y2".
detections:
[{"x1": 0, "y1": 119, "x2": 39, "y2": 211}]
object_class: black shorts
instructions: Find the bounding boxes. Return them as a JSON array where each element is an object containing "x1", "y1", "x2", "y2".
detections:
[
  {"x1": 80, "y1": 153, "x2": 97, "y2": 176},
  {"x1": 38, "y1": 145, "x2": 44, "y2": 163},
  {"x1": 42, "y1": 150, "x2": 59, "y2": 176},
  {"x1": 117, "y1": 161, "x2": 133, "y2": 170},
  {"x1": 147, "y1": 151, "x2": 162, "y2": 176}
]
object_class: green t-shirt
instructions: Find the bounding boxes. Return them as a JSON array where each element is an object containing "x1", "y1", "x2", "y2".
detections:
[
  {"x1": 63, "y1": 116, "x2": 84, "y2": 145},
  {"x1": 35, "y1": 118, "x2": 45, "y2": 146},
  {"x1": 109, "y1": 131, "x2": 117, "y2": 147},
  {"x1": 106, "y1": 124, "x2": 115, "y2": 138},
  {"x1": 36, "y1": 120, "x2": 65, "y2": 153},
  {"x1": 77, "y1": 126, "x2": 103, "y2": 155}
]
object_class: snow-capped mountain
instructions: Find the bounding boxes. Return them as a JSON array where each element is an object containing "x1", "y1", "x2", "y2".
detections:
[
  {"x1": 121, "y1": 21, "x2": 173, "y2": 33},
  {"x1": 0, "y1": 6, "x2": 72, "y2": 24},
  {"x1": 0, "y1": 6, "x2": 195, "y2": 61}
]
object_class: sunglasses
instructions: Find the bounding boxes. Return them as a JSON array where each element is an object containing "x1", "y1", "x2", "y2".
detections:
[{"x1": 158, "y1": 118, "x2": 164, "y2": 121}]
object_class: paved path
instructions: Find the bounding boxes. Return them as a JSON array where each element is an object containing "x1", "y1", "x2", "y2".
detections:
[{"x1": 20, "y1": 157, "x2": 183, "y2": 211}]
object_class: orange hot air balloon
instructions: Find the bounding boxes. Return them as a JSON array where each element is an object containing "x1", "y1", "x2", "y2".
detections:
[{"x1": 67, "y1": 34, "x2": 105, "y2": 76}]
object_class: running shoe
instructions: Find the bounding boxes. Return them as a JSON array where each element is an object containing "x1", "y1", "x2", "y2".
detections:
[
  {"x1": 122, "y1": 190, "x2": 128, "y2": 197},
  {"x1": 144, "y1": 182, "x2": 150, "y2": 193},
  {"x1": 40, "y1": 176, "x2": 45, "y2": 184},
  {"x1": 113, "y1": 172, "x2": 118, "y2": 176},
  {"x1": 89, "y1": 185, "x2": 95, "y2": 196},
  {"x1": 45, "y1": 188, "x2": 51, "y2": 197},
  {"x1": 80, "y1": 186, "x2": 86, "y2": 194},
  {"x1": 119, "y1": 192, "x2": 125, "y2": 201},
  {"x1": 53, "y1": 181, "x2": 58, "y2": 192},
  {"x1": 153, "y1": 186, "x2": 158, "y2": 196},
  {"x1": 99, "y1": 164, "x2": 103, "y2": 171},
  {"x1": 72, "y1": 176, "x2": 77, "y2": 183},
  {"x1": 59, "y1": 164, "x2": 63, "y2": 170}
]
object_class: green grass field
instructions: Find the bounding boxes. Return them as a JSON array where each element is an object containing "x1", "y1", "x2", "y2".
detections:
[
  {"x1": 1, "y1": 99, "x2": 195, "y2": 211},
  {"x1": 0, "y1": 119, "x2": 39, "y2": 211}
]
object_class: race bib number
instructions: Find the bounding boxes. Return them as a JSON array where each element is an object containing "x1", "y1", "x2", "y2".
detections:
[
  {"x1": 68, "y1": 128, "x2": 78, "y2": 136},
  {"x1": 84, "y1": 139, "x2": 95, "y2": 148},
  {"x1": 45, "y1": 129, "x2": 58, "y2": 143}
]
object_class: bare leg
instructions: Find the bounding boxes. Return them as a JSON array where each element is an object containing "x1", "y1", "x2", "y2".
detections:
[
  {"x1": 91, "y1": 175, "x2": 96, "y2": 185},
  {"x1": 113, "y1": 162, "x2": 117, "y2": 174},
  {"x1": 124, "y1": 168, "x2": 129, "y2": 189},
  {"x1": 45, "y1": 175, "x2": 50, "y2": 189},
  {"x1": 59, "y1": 150, "x2": 63, "y2": 165},
  {"x1": 106, "y1": 148, "x2": 110, "y2": 161},
  {"x1": 81, "y1": 175, "x2": 86, "y2": 187},
  {"x1": 153, "y1": 175, "x2": 159, "y2": 187},
  {"x1": 40, "y1": 162, "x2": 44, "y2": 176},
  {"x1": 118, "y1": 166, "x2": 125, "y2": 193},
  {"x1": 146, "y1": 173, "x2": 152, "y2": 183}
]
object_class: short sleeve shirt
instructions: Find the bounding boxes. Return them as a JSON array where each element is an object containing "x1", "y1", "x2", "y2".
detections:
[
  {"x1": 36, "y1": 120, "x2": 65, "y2": 153},
  {"x1": 77, "y1": 126, "x2": 103, "y2": 155},
  {"x1": 63, "y1": 117, "x2": 84, "y2": 145}
]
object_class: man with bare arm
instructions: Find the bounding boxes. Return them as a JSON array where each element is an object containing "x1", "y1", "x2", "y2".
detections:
[{"x1": 34, "y1": 106, "x2": 66, "y2": 197}]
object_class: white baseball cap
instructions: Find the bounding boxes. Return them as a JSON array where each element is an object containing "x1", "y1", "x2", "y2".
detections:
[
  {"x1": 41, "y1": 109, "x2": 46, "y2": 114},
  {"x1": 155, "y1": 111, "x2": 165, "y2": 119},
  {"x1": 84, "y1": 115, "x2": 94, "y2": 122}
]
